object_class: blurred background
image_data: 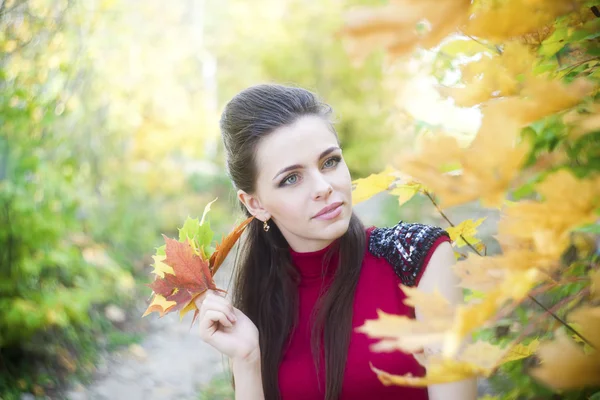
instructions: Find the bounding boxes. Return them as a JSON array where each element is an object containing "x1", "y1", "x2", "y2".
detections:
[{"x1": 0, "y1": 0, "x2": 484, "y2": 399}]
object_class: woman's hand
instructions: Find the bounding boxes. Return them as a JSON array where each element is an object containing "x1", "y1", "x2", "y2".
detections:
[{"x1": 195, "y1": 290, "x2": 260, "y2": 363}]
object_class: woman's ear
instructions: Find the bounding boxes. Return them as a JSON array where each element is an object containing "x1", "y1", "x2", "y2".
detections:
[{"x1": 237, "y1": 189, "x2": 270, "y2": 222}]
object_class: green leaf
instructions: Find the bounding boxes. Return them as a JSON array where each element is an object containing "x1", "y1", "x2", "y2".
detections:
[
  {"x1": 539, "y1": 27, "x2": 568, "y2": 58},
  {"x1": 573, "y1": 222, "x2": 600, "y2": 234},
  {"x1": 196, "y1": 221, "x2": 214, "y2": 255},
  {"x1": 178, "y1": 216, "x2": 201, "y2": 242}
]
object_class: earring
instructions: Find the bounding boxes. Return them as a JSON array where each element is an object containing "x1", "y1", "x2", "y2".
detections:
[{"x1": 263, "y1": 219, "x2": 270, "y2": 232}]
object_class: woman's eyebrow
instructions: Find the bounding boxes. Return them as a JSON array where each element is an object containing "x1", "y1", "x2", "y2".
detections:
[{"x1": 272, "y1": 146, "x2": 341, "y2": 181}]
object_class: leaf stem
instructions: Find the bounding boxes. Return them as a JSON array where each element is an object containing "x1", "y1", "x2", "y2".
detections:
[{"x1": 424, "y1": 191, "x2": 483, "y2": 256}]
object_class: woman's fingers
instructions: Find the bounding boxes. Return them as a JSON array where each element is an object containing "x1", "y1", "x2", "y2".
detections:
[
  {"x1": 199, "y1": 309, "x2": 233, "y2": 337},
  {"x1": 197, "y1": 290, "x2": 236, "y2": 323}
]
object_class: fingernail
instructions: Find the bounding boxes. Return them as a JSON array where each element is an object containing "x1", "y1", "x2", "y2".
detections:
[{"x1": 229, "y1": 313, "x2": 237, "y2": 322}]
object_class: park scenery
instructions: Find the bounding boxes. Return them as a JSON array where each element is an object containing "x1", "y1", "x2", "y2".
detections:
[{"x1": 1, "y1": 0, "x2": 599, "y2": 399}]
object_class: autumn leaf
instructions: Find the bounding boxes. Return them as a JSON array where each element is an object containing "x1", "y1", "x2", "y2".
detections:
[
  {"x1": 399, "y1": 110, "x2": 528, "y2": 208},
  {"x1": 500, "y1": 339, "x2": 540, "y2": 363},
  {"x1": 437, "y1": 42, "x2": 536, "y2": 107},
  {"x1": 357, "y1": 285, "x2": 454, "y2": 353},
  {"x1": 452, "y1": 254, "x2": 505, "y2": 293},
  {"x1": 445, "y1": 268, "x2": 543, "y2": 357},
  {"x1": 498, "y1": 170, "x2": 600, "y2": 261},
  {"x1": 142, "y1": 294, "x2": 177, "y2": 318},
  {"x1": 209, "y1": 216, "x2": 254, "y2": 274},
  {"x1": 340, "y1": 0, "x2": 470, "y2": 63},
  {"x1": 351, "y1": 166, "x2": 396, "y2": 205},
  {"x1": 147, "y1": 235, "x2": 216, "y2": 311},
  {"x1": 389, "y1": 180, "x2": 422, "y2": 207},
  {"x1": 465, "y1": 0, "x2": 577, "y2": 41},
  {"x1": 150, "y1": 254, "x2": 174, "y2": 278},
  {"x1": 446, "y1": 218, "x2": 486, "y2": 248},
  {"x1": 530, "y1": 306, "x2": 600, "y2": 389},
  {"x1": 370, "y1": 341, "x2": 505, "y2": 387},
  {"x1": 143, "y1": 205, "x2": 253, "y2": 319}
]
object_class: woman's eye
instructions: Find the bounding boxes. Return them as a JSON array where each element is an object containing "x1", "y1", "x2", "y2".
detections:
[
  {"x1": 323, "y1": 156, "x2": 341, "y2": 169},
  {"x1": 283, "y1": 174, "x2": 298, "y2": 185}
]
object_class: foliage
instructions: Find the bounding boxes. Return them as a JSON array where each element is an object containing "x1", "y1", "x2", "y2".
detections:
[
  {"x1": 0, "y1": 0, "x2": 235, "y2": 396},
  {"x1": 343, "y1": 0, "x2": 600, "y2": 397},
  {"x1": 143, "y1": 205, "x2": 253, "y2": 321}
]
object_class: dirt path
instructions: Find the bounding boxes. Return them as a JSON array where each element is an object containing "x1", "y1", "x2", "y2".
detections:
[{"x1": 64, "y1": 266, "x2": 235, "y2": 400}]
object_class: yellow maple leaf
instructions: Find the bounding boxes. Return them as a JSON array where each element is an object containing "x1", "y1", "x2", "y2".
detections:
[
  {"x1": 399, "y1": 109, "x2": 528, "y2": 209},
  {"x1": 437, "y1": 42, "x2": 536, "y2": 107},
  {"x1": 357, "y1": 286, "x2": 454, "y2": 353},
  {"x1": 563, "y1": 104, "x2": 600, "y2": 140},
  {"x1": 498, "y1": 170, "x2": 600, "y2": 262},
  {"x1": 179, "y1": 292, "x2": 202, "y2": 320},
  {"x1": 500, "y1": 339, "x2": 540, "y2": 363},
  {"x1": 445, "y1": 268, "x2": 543, "y2": 357},
  {"x1": 151, "y1": 254, "x2": 174, "y2": 278},
  {"x1": 370, "y1": 341, "x2": 504, "y2": 387},
  {"x1": 480, "y1": 77, "x2": 595, "y2": 130},
  {"x1": 142, "y1": 294, "x2": 177, "y2": 318},
  {"x1": 389, "y1": 182, "x2": 422, "y2": 207},
  {"x1": 452, "y1": 254, "x2": 505, "y2": 292},
  {"x1": 446, "y1": 218, "x2": 486, "y2": 248},
  {"x1": 340, "y1": 0, "x2": 471, "y2": 64},
  {"x1": 351, "y1": 166, "x2": 396, "y2": 205},
  {"x1": 465, "y1": 0, "x2": 578, "y2": 41},
  {"x1": 530, "y1": 306, "x2": 600, "y2": 389}
]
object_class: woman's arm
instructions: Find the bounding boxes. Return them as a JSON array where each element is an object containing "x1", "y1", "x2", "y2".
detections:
[
  {"x1": 232, "y1": 348, "x2": 265, "y2": 400},
  {"x1": 416, "y1": 240, "x2": 478, "y2": 400}
]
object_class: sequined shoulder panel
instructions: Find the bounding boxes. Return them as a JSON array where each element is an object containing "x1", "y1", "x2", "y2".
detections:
[{"x1": 368, "y1": 221, "x2": 450, "y2": 287}]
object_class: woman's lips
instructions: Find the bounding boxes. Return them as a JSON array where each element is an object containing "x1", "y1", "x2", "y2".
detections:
[{"x1": 313, "y1": 202, "x2": 343, "y2": 220}]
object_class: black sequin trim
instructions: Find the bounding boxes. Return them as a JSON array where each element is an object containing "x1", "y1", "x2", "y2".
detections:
[{"x1": 368, "y1": 221, "x2": 450, "y2": 286}]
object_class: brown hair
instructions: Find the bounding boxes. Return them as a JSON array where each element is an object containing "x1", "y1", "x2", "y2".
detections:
[{"x1": 220, "y1": 83, "x2": 365, "y2": 400}]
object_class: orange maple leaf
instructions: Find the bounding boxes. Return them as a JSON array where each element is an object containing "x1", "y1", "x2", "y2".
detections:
[
  {"x1": 143, "y1": 216, "x2": 254, "y2": 320},
  {"x1": 148, "y1": 235, "x2": 218, "y2": 313},
  {"x1": 209, "y1": 216, "x2": 254, "y2": 274}
]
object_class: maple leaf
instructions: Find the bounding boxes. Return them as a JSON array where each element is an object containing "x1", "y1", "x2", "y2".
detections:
[
  {"x1": 142, "y1": 294, "x2": 177, "y2": 317},
  {"x1": 370, "y1": 341, "x2": 505, "y2": 387},
  {"x1": 399, "y1": 110, "x2": 528, "y2": 209},
  {"x1": 452, "y1": 254, "x2": 505, "y2": 293},
  {"x1": 209, "y1": 215, "x2": 254, "y2": 274},
  {"x1": 445, "y1": 268, "x2": 543, "y2": 357},
  {"x1": 498, "y1": 170, "x2": 600, "y2": 261},
  {"x1": 357, "y1": 285, "x2": 454, "y2": 353},
  {"x1": 437, "y1": 42, "x2": 535, "y2": 107},
  {"x1": 446, "y1": 218, "x2": 486, "y2": 248},
  {"x1": 146, "y1": 235, "x2": 216, "y2": 314},
  {"x1": 351, "y1": 166, "x2": 397, "y2": 205},
  {"x1": 530, "y1": 306, "x2": 600, "y2": 389},
  {"x1": 388, "y1": 179, "x2": 423, "y2": 207},
  {"x1": 564, "y1": 104, "x2": 600, "y2": 140},
  {"x1": 500, "y1": 339, "x2": 540, "y2": 363},
  {"x1": 340, "y1": 0, "x2": 470, "y2": 64},
  {"x1": 151, "y1": 254, "x2": 174, "y2": 278},
  {"x1": 465, "y1": 0, "x2": 578, "y2": 41}
]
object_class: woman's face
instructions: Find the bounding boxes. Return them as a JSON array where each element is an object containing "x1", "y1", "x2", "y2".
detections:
[{"x1": 238, "y1": 115, "x2": 353, "y2": 253}]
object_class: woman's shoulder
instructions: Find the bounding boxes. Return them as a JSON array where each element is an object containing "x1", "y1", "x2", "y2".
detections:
[{"x1": 365, "y1": 221, "x2": 450, "y2": 287}]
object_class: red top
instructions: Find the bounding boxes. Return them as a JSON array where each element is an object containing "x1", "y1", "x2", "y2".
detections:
[{"x1": 278, "y1": 225, "x2": 450, "y2": 400}]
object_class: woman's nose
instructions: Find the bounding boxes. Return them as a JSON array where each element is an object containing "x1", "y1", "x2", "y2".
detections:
[{"x1": 312, "y1": 175, "x2": 333, "y2": 200}]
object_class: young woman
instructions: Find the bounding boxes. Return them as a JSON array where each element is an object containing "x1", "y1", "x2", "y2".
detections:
[{"x1": 194, "y1": 84, "x2": 478, "y2": 400}]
